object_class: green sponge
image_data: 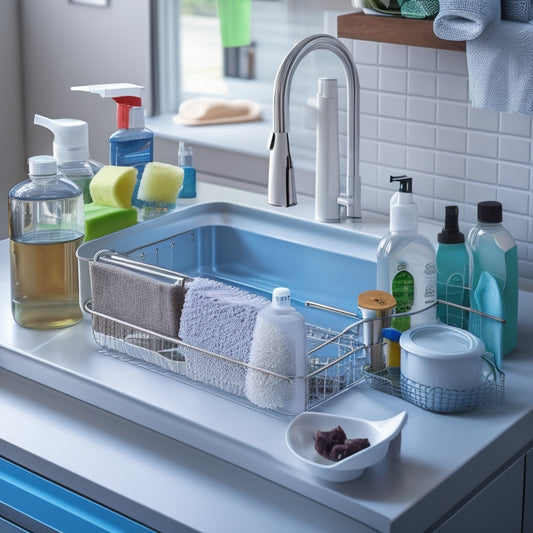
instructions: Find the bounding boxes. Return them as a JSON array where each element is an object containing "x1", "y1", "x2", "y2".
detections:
[
  {"x1": 89, "y1": 165, "x2": 137, "y2": 208},
  {"x1": 84, "y1": 203, "x2": 137, "y2": 241}
]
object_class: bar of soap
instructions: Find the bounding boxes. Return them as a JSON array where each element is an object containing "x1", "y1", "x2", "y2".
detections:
[
  {"x1": 89, "y1": 165, "x2": 137, "y2": 208},
  {"x1": 137, "y1": 162, "x2": 184, "y2": 204},
  {"x1": 84, "y1": 203, "x2": 137, "y2": 241}
]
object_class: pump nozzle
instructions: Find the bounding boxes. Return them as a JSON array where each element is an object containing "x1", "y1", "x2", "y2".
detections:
[
  {"x1": 71, "y1": 83, "x2": 146, "y2": 130},
  {"x1": 438, "y1": 205, "x2": 464, "y2": 244},
  {"x1": 390, "y1": 175, "x2": 412, "y2": 193},
  {"x1": 34, "y1": 114, "x2": 89, "y2": 163}
]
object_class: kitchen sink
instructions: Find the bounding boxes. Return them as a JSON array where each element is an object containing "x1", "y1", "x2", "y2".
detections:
[{"x1": 78, "y1": 201, "x2": 379, "y2": 331}]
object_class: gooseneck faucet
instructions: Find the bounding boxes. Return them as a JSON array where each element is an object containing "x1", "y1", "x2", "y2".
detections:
[{"x1": 267, "y1": 34, "x2": 361, "y2": 221}]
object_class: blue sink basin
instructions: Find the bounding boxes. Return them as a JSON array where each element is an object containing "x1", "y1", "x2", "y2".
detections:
[{"x1": 78, "y1": 201, "x2": 378, "y2": 331}]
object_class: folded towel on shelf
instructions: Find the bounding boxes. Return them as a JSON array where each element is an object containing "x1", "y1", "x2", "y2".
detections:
[
  {"x1": 179, "y1": 278, "x2": 269, "y2": 395},
  {"x1": 467, "y1": 20, "x2": 533, "y2": 114},
  {"x1": 502, "y1": 0, "x2": 533, "y2": 22},
  {"x1": 89, "y1": 261, "x2": 187, "y2": 339},
  {"x1": 433, "y1": 0, "x2": 501, "y2": 40}
]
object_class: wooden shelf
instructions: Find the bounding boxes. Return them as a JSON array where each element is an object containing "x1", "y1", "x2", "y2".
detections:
[{"x1": 337, "y1": 12, "x2": 466, "y2": 52}]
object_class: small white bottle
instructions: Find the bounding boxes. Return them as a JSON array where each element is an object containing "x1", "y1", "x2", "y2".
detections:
[
  {"x1": 377, "y1": 176, "x2": 437, "y2": 331},
  {"x1": 246, "y1": 287, "x2": 307, "y2": 414}
]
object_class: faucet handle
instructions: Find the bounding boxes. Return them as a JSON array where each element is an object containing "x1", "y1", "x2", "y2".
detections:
[{"x1": 267, "y1": 131, "x2": 297, "y2": 207}]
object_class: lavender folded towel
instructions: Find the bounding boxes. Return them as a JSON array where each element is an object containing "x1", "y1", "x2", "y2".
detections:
[
  {"x1": 433, "y1": 0, "x2": 501, "y2": 41},
  {"x1": 179, "y1": 278, "x2": 269, "y2": 395},
  {"x1": 467, "y1": 20, "x2": 533, "y2": 114}
]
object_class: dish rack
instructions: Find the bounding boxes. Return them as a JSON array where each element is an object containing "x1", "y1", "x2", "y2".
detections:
[
  {"x1": 362, "y1": 356, "x2": 505, "y2": 414},
  {"x1": 86, "y1": 303, "x2": 366, "y2": 415}
]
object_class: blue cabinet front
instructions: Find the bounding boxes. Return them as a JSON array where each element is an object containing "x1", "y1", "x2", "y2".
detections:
[{"x1": 0, "y1": 457, "x2": 154, "y2": 532}]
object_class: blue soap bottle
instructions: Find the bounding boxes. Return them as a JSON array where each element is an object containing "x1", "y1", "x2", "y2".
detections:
[
  {"x1": 71, "y1": 83, "x2": 154, "y2": 207},
  {"x1": 177, "y1": 141, "x2": 197, "y2": 198},
  {"x1": 436, "y1": 205, "x2": 470, "y2": 329}
]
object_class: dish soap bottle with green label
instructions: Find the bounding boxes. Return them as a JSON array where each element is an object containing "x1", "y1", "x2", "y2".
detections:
[{"x1": 376, "y1": 175, "x2": 437, "y2": 331}]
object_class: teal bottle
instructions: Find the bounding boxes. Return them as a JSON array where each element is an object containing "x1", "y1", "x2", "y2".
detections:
[
  {"x1": 468, "y1": 201, "x2": 518, "y2": 362},
  {"x1": 436, "y1": 205, "x2": 470, "y2": 329}
]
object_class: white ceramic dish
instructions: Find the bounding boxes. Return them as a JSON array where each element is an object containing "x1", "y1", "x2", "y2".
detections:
[{"x1": 286, "y1": 410, "x2": 407, "y2": 482}]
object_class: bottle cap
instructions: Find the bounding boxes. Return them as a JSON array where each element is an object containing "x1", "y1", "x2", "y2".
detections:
[
  {"x1": 28, "y1": 155, "x2": 57, "y2": 176},
  {"x1": 438, "y1": 205, "x2": 465, "y2": 244},
  {"x1": 178, "y1": 141, "x2": 193, "y2": 167},
  {"x1": 389, "y1": 175, "x2": 417, "y2": 232},
  {"x1": 34, "y1": 114, "x2": 90, "y2": 163},
  {"x1": 318, "y1": 78, "x2": 338, "y2": 99},
  {"x1": 272, "y1": 287, "x2": 291, "y2": 311},
  {"x1": 477, "y1": 201, "x2": 502, "y2": 223}
]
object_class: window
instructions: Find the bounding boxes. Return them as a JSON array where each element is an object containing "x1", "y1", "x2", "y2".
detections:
[{"x1": 152, "y1": 0, "x2": 351, "y2": 168}]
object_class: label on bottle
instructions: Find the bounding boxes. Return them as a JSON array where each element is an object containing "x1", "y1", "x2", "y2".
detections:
[{"x1": 391, "y1": 267, "x2": 414, "y2": 332}]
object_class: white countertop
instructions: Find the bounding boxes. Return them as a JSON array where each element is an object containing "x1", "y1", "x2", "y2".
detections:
[{"x1": 1, "y1": 183, "x2": 533, "y2": 532}]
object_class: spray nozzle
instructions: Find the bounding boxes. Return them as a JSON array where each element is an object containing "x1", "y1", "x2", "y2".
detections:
[
  {"x1": 390, "y1": 175, "x2": 412, "y2": 193},
  {"x1": 71, "y1": 83, "x2": 145, "y2": 130},
  {"x1": 272, "y1": 287, "x2": 291, "y2": 311},
  {"x1": 34, "y1": 114, "x2": 89, "y2": 164},
  {"x1": 438, "y1": 205, "x2": 464, "y2": 244}
]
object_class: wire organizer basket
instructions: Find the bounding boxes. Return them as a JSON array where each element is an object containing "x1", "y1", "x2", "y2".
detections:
[
  {"x1": 85, "y1": 299, "x2": 368, "y2": 416},
  {"x1": 362, "y1": 353, "x2": 505, "y2": 414}
]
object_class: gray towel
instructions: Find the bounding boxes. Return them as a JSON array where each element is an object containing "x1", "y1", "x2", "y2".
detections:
[
  {"x1": 467, "y1": 20, "x2": 533, "y2": 114},
  {"x1": 433, "y1": 0, "x2": 500, "y2": 40},
  {"x1": 179, "y1": 278, "x2": 269, "y2": 395},
  {"x1": 502, "y1": 0, "x2": 533, "y2": 21},
  {"x1": 89, "y1": 261, "x2": 186, "y2": 338}
]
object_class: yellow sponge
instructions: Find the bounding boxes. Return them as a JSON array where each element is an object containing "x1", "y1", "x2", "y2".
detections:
[
  {"x1": 89, "y1": 165, "x2": 137, "y2": 208},
  {"x1": 137, "y1": 162, "x2": 184, "y2": 204}
]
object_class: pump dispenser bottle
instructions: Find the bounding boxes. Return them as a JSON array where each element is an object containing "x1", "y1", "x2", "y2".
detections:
[
  {"x1": 436, "y1": 205, "x2": 470, "y2": 329},
  {"x1": 9, "y1": 156, "x2": 84, "y2": 329},
  {"x1": 246, "y1": 287, "x2": 307, "y2": 414},
  {"x1": 71, "y1": 83, "x2": 154, "y2": 207},
  {"x1": 177, "y1": 141, "x2": 197, "y2": 198},
  {"x1": 468, "y1": 201, "x2": 518, "y2": 360},
  {"x1": 376, "y1": 175, "x2": 437, "y2": 331},
  {"x1": 34, "y1": 114, "x2": 94, "y2": 204}
]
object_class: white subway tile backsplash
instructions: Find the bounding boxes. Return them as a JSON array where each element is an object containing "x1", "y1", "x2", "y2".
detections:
[
  {"x1": 497, "y1": 187, "x2": 530, "y2": 215},
  {"x1": 379, "y1": 118, "x2": 406, "y2": 143},
  {"x1": 500, "y1": 112, "x2": 531, "y2": 136},
  {"x1": 378, "y1": 93, "x2": 407, "y2": 119},
  {"x1": 436, "y1": 152, "x2": 466, "y2": 178},
  {"x1": 437, "y1": 101, "x2": 468, "y2": 127},
  {"x1": 353, "y1": 40, "x2": 379, "y2": 65},
  {"x1": 379, "y1": 43, "x2": 408, "y2": 67},
  {"x1": 467, "y1": 131, "x2": 499, "y2": 158},
  {"x1": 379, "y1": 67, "x2": 407, "y2": 93},
  {"x1": 360, "y1": 114, "x2": 379, "y2": 139},
  {"x1": 407, "y1": 147, "x2": 435, "y2": 173},
  {"x1": 437, "y1": 74, "x2": 469, "y2": 101},
  {"x1": 436, "y1": 127, "x2": 466, "y2": 153},
  {"x1": 360, "y1": 138, "x2": 379, "y2": 164},
  {"x1": 407, "y1": 97, "x2": 436, "y2": 123},
  {"x1": 499, "y1": 162, "x2": 530, "y2": 189},
  {"x1": 437, "y1": 50, "x2": 468, "y2": 75},
  {"x1": 499, "y1": 136, "x2": 531, "y2": 164},
  {"x1": 466, "y1": 157, "x2": 498, "y2": 184},
  {"x1": 408, "y1": 46, "x2": 437, "y2": 71},
  {"x1": 407, "y1": 71, "x2": 437, "y2": 98},
  {"x1": 407, "y1": 123, "x2": 436, "y2": 149},
  {"x1": 357, "y1": 64, "x2": 379, "y2": 90},
  {"x1": 435, "y1": 176, "x2": 465, "y2": 202},
  {"x1": 379, "y1": 142, "x2": 407, "y2": 168},
  {"x1": 468, "y1": 107, "x2": 499, "y2": 132},
  {"x1": 465, "y1": 182, "x2": 497, "y2": 204},
  {"x1": 361, "y1": 90, "x2": 379, "y2": 114}
]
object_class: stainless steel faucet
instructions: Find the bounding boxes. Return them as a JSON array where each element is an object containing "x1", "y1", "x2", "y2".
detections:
[{"x1": 267, "y1": 34, "x2": 361, "y2": 221}]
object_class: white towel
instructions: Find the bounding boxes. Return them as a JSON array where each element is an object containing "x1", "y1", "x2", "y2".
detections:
[
  {"x1": 502, "y1": 0, "x2": 533, "y2": 22},
  {"x1": 179, "y1": 278, "x2": 269, "y2": 395},
  {"x1": 433, "y1": 0, "x2": 501, "y2": 40},
  {"x1": 467, "y1": 20, "x2": 533, "y2": 114}
]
